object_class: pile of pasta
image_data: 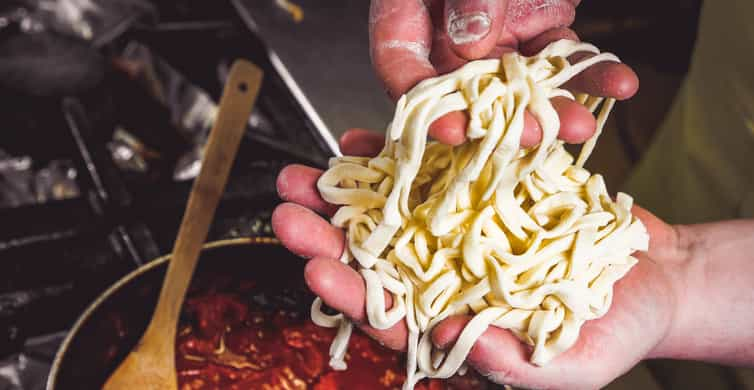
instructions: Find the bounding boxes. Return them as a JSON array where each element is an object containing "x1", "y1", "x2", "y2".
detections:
[{"x1": 312, "y1": 39, "x2": 649, "y2": 389}]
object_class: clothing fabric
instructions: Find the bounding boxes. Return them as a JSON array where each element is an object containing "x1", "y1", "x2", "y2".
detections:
[{"x1": 625, "y1": 0, "x2": 754, "y2": 223}]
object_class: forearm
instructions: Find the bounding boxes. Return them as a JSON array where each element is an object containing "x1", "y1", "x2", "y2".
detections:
[{"x1": 653, "y1": 219, "x2": 754, "y2": 366}]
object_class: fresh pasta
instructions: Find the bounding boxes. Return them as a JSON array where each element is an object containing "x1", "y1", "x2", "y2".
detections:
[{"x1": 313, "y1": 39, "x2": 650, "y2": 389}]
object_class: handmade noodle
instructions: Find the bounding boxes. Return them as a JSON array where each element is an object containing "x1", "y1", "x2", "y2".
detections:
[{"x1": 313, "y1": 39, "x2": 649, "y2": 389}]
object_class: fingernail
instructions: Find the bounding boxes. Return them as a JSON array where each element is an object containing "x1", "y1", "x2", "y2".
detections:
[{"x1": 447, "y1": 11, "x2": 491, "y2": 45}]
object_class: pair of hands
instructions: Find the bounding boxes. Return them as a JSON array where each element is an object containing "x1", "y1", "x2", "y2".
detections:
[
  {"x1": 274, "y1": 135, "x2": 685, "y2": 389},
  {"x1": 273, "y1": 1, "x2": 684, "y2": 388}
]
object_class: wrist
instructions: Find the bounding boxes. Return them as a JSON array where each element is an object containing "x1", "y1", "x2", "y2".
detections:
[
  {"x1": 646, "y1": 223, "x2": 700, "y2": 360},
  {"x1": 647, "y1": 219, "x2": 754, "y2": 365}
]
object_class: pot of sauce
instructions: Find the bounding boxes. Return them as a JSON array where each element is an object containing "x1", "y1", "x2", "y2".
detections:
[{"x1": 46, "y1": 237, "x2": 493, "y2": 389}]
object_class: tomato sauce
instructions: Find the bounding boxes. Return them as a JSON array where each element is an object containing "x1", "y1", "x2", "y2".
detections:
[{"x1": 175, "y1": 282, "x2": 487, "y2": 389}]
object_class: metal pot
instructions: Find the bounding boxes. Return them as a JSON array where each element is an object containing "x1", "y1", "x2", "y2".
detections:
[{"x1": 46, "y1": 237, "x2": 302, "y2": 389}]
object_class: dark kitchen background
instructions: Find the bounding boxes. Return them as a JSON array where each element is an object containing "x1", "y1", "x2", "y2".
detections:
[{"x1": 2, "y1": 0, "x2": 749, "y2": 389}]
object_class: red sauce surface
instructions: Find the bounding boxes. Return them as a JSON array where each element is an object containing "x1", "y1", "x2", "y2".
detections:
[{"x1": 175, "y1": 290, "x2": 487, "y2": 389}]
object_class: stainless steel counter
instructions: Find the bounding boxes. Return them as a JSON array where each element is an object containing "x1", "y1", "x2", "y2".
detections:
[{"x1": 233, "y1": 0, "x2": 394, "y2": 147}]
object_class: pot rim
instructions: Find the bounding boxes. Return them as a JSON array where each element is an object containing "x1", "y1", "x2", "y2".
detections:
[{"x1": 45, "y1": 236, "x2": 280, "y2": 390}]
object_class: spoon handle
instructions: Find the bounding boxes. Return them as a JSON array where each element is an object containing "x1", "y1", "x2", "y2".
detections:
[{"x1": 149, "y1": 60, "x2": 263, "y2": 332}]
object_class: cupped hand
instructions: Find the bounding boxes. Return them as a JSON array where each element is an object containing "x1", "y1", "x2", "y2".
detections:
[
  {"x1": 370, "y1": 0, "x2": 639, "y2": 146},
  {"x1": 273, "y1": 129, "x2": 688, "y2": 389}
]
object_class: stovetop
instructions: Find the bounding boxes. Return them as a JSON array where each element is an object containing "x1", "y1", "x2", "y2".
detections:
[{"x1": 0, "y1": 2, "x2": 333, "y2": 363}]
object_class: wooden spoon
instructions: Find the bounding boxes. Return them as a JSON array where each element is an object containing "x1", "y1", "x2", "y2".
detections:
[{"x1": 103, "y1": 60, "x2": 263, "y2": 390}]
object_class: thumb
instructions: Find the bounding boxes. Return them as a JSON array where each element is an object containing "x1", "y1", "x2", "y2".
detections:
[{"x1": 444, "y1": 0, "x2": 507, "y2": 60}]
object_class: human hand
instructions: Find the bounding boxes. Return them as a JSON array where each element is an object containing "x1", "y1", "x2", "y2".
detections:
[
  {"x1": 370, "y1": 0, "x2": 639, "y2": 146},
  {"x1": 272, "y1": 129, "x2": 688, "y2": 389}
]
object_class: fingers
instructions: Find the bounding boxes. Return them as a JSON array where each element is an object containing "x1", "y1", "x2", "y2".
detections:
[
  {"x1": 431, "y1": 315, "x2": 535, "y2": 387},
  {"x1": 430, "y1": 315, "x2": 625, "y2": 389},
  {"x1": 422, "y1": 25, "x2": 601, "y2": 148},
  {"x1": 276, "y1": 129, "x2": 384, "y2": 214},
  {"x1": 564, "y1": 53, "x2": 639, "y2": 100},
  {"x1": 277, "y1": 165, "x2": 337, "y2": 216},
  {"x1": 427, "y1": 96, "x2": 596, "y2": 146},
  {"x1": 517, "y1": 110, "x2": 581, "y2": 148},
  {"x1": 430, "y1": 1, "x2": 511, "y2": 74},
  {"x1": 370, "y1": 0, "x2": 436, "y2": 99},
  {"x1": 520, "y1": 27, "x2": 639, "y2": 101},
  {"x1": 550, "y1": 96, "x2": 597, "y2": 144},
  {"x1": 519, "y1": 26, "x2": 579, "y2": 56},
  {"x1": 504, "y1": 0, "x2": 577, "y2": 43},
  {"x1": 519, "y1": 111, "x2": 543, "y2": 147},
  {"x1": 444, "y1": 0, "x2": 508, "y2": 60},
  {"x1": 429, "y1": 27, "x2": 468, "y2": 75},
  {"x1": 339, "y1": 128, "x2": 385, "y2": 157},
  {"x1": 305, "y1": 257, "x2": 409, "y2": 350},
  {"x1": 271, "y1": 203, "x2": 344, "y2": 260},
  {"x1": 428, "y1": 111, "x2": 468, "y2": 146}
]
